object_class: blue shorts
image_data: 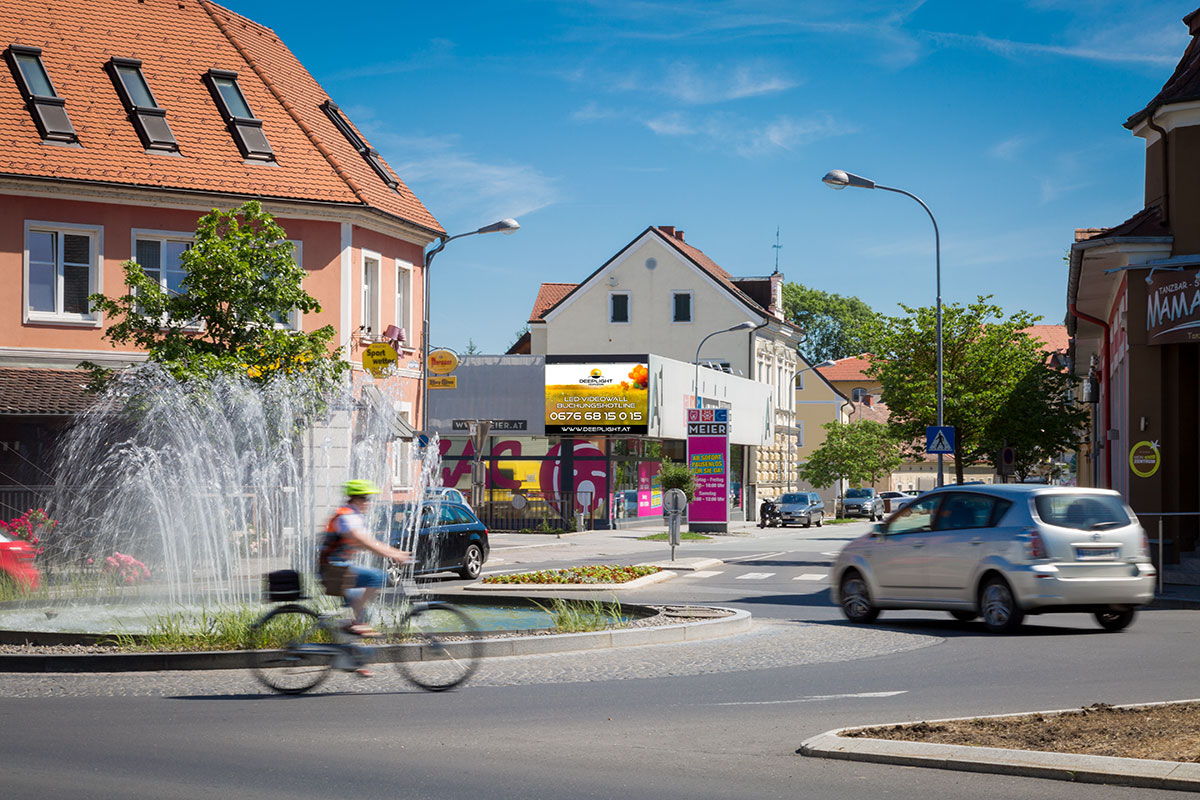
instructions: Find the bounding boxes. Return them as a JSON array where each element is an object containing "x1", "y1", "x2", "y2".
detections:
[{"x1": 346, "y1": 563, "x2": 385, "y2": 589}]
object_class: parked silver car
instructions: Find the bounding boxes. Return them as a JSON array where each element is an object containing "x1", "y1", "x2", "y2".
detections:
[
  {"x1": 777, "y1": 492, "x2": 824, "y2": 528},
  {"x1": 832, "y1": 485, "x2": 1155, "y2": 633},
  {"x1": 842, "y1": 487, "x2": 884, "y2": 520}
]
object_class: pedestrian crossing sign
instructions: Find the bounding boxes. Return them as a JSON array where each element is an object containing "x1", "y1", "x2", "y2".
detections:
[{"x1": 926, "y1": 426, "x2": 955, "y2": 454}]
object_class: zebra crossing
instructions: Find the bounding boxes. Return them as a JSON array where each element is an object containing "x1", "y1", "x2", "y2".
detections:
[{"x1": 679, "y1": 569, "x2": 830, "y2": 582}]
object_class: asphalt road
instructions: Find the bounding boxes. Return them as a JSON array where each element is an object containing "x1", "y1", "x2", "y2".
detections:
[{"x1": 3, "y1": 521, "x2": 1196, "y2": 799}]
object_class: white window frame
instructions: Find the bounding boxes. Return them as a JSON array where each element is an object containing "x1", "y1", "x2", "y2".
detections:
[
  {"x1": 395, "y1": 258, "x2": 413, "y2": 345},
  {"x1": 274, "y1": 240, "x2": 303, "y2": 330},
  {"x1": 392, "y1": 402, "x2": 413, "y2": 488},
  {"x1": 131, "y1": 227, "x2": 192, "y2": 295},
  {"x1": 670, "y1": 290, "x2": 693, "y2": 324},
  {"x1": 362, "y1": 249, "x2": 381, "y2": 338},
  {"x1": 609, "y1": 291, "x2": 631, "y2": 324},
  {"x1": 24, "y1": 220, "x2": 103, "y2": 326}
]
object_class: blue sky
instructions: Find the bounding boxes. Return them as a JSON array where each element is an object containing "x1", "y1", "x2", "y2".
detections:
[{"x1": 226, "y1": 0, "x2": 1191, "y2": 354}]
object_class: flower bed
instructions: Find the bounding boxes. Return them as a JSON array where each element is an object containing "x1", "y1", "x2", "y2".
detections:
[{"x1": 481, "y1": 564, "x2": 662, "y2": 585}]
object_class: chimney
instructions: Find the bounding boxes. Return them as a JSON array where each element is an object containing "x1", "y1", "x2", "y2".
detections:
[
  {"x1": 863, "y1": 395, "x2": 873, "y2": 407},
  {"x1": 1187, "y1": 8, "x2": 1200, "y2": 36},
  {"x1": 659, "y1": 225, "x2": 675, "y2": 238},
  {"x1": 675, "y1": 229, "x2": 685, "y2": 242}
]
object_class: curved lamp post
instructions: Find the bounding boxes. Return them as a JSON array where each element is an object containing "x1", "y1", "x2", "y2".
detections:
[
  {"x1": 788, "y1": 359, "x2": 835, "y2": 491},
  {"x1": 822, "y1": 169, "x2": 945, "y2": 487},
  {"x1": 694, "y1": 321, "x2": 758, "y2": 409},
  {"x1": 422, "y1": 218, "x2": 520, "y2": 429}
]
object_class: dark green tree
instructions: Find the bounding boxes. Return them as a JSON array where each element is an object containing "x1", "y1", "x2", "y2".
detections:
[
  {"x1": 659, "y1": 458, "x2": 696, "y2": 502},
  {"x1": 798, "y1": 420, "x2": 901, "y2": 489},
  {"x1": 86, "y1": 201, "x2": 347, "y2": 388},
  {"x1": 863, "y1": 296, "x2": 1087, "y2": 484},
  {"x1": 782, "y1": 282, "x2": 880, "y2": 362}
]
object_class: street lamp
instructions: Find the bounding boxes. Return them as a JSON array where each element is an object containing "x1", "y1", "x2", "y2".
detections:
[
  {"x1": 422, "y1": 218, "x2": 520, "y2": 429},
  {"x1": 822, "y1": 169, "x2": 945, "y2": 487},
  {"x1": 694, "y1": 321, "x2": 758, "y2": 409},
  {"x1": 789, "y1": 359, "x2": 834, "y2": 491}
]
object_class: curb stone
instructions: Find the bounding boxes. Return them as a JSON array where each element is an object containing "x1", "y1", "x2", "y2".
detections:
[
  {"x1": 0, "y1": 607, "x2": 749, "y2": 673},
  {"x1": 799, "y1": 698, "x2": 1200, "y2": 792}
]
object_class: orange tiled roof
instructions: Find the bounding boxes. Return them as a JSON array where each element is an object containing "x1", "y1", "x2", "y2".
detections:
[
  {"x1": 0, "y1": 0, "x2": 441, "y2": 234},
  {"x1": 654, "y1": 227, "x2": 772, "y2": 315},
  {"x1": 529, "y1": 282, "x2": 578, "y2": 322},
  {"x1": 817, "y1": 354, "x2": 875, "y2": 382},
  {"x1": 1022, "y1": 324, "x2": 1068, "y2": 354}
]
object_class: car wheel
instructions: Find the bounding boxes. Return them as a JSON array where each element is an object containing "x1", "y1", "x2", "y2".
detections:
[
  {"x1": 979, "y1": 576, "x2": 1024, "y2": 633},
  {"x1": 839, "y1": 570, "x2": 880, "y2": 624},
  {"x1": 458, "y1": 543, "x2": 484, "y2": 580},
  {"x1": 816, "y1": 513, "x2": 823, "y2": 527},
  {"x1": 949, "y1": 610, "x2": 978, "y2": 622},
  {"x1": 1095, "y1": 609, "x2": 1136, "y2": 632},
  {"x1": 803, "y1": 515, "x2": 812, "y2": 529}
]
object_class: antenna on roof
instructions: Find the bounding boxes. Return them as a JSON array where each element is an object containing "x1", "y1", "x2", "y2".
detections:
[{"x1": 772, "y1": 227, "x2": 781, "y2": 275}]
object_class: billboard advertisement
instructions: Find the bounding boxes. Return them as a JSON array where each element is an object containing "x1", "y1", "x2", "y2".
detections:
[{"x1": 545, "y1": 362, "x2": 649, "y2": 435}]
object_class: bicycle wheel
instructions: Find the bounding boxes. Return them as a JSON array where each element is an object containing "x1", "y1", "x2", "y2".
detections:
[
  {"x1": 384, "y1": 601, "x2": 482, "y2": 691},
  {"x1": 246, "y1": 605, "x2": 334, "y2": 694}
]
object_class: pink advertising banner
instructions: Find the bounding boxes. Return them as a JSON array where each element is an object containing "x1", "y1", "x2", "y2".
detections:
[
  {"x1": 686, "y1": 408, "x2": 730, "y2": 524},
  {"x1": 637, "y1": 461, "x2": 662, "y2": 517}
]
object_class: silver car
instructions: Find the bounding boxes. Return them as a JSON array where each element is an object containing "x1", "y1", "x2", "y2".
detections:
[
  {"x1": 842, "y1": 487, "x2": 884, "y2": 520},
  {"x1": 776, "y1": 492, "x2": 825, "y2": 528},
  {"x1": 832, "y1": 485, "x2": 1156, "y2": 633}
]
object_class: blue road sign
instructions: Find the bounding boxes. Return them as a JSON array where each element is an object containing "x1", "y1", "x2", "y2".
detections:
[{"x1": 926, "y1": 426, "x2": 955, "y2": 455}]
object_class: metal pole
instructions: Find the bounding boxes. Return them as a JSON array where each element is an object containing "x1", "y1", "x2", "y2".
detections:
[
  {"x1": 877, "y1": 184, "x2": 943, "y2": 487},
  {"x1": 1159, "y1": 517, "x2": 1164, "y2": 596}
]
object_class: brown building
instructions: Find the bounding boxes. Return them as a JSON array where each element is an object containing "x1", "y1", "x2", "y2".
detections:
[{"x1": 1068, "y1": 8, "x2": 1200, "y2": 566}]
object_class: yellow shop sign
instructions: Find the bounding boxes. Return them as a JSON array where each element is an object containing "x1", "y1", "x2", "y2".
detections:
[{"x1": 427, "y1": 348, "x2": 460, "y2": 375}]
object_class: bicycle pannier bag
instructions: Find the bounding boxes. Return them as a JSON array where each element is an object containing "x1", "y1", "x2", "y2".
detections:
[{"x1": 265, "y1": 569, "x2": 302, "y2": 601}]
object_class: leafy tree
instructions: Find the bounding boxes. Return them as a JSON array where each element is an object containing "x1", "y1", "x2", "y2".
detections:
[
  {"x1": 798, "y1": 420, "x2": 901, "y2": 489},
  {"x1": 863, "y1": 296, "x2": 1087, "y2": 484},
  {"x1": 85, "y1": 201, "x2": 347, "y2": 388},
  {"x1": 464, "y1": 339, "x2": 481, "y2": 355},
  {"x1": 782, "y1": 282, "x2": 880, "y2": 362},
  {"x1": 659, "y1": 458, "x2": 696, "y2": 502}
]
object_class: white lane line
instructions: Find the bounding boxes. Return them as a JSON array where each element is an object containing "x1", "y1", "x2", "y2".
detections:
[
  {"x1": 725, "y1": 551, "x2": 785, "y2": 563},
  {"x1": 735, "y1": 572, "x2": 775, "y2": 580},
  {"x1": 706, "y1": 691, "x2": 908, "y2": 707},
  {"x1": 683, "y1": 570, "x2": 724, "y2": 578},
  {"x1": 794, "y1": 573, "x2": 828, "y2": 581}
]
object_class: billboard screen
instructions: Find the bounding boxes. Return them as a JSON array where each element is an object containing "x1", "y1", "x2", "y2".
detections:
[{"x1": 545, "y1": 362, "x2": 649, "y2": 435}]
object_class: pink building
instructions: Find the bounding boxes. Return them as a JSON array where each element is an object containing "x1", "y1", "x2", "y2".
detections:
[{"x1": 0, "y1": 1, "x2": 441, "y2": 496}]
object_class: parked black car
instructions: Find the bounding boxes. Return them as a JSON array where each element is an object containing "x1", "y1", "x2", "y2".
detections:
[{"x1": 388, "y1": 502, "x2": 489, "y2": 581}]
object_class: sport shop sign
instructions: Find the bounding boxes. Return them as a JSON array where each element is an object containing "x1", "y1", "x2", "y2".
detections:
[
  {"x1": 1147, "y1": 267, "x2": 1200, "y2": 345},
  {"x1": 687, "y1": 408, "x2": 730, "y2": 525}
]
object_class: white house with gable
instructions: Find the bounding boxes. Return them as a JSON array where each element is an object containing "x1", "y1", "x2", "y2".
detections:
[{"x1": 514, "y1": 225, "x2": 802, "y2": 504}]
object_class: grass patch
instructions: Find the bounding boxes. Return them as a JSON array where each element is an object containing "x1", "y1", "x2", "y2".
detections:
[
  {"x1": 823, "y1": 518, "x2": 861, "y2": 525},
  {"x1": 532, "y1": 597, "x2": 624, "y2": 633},
  {"x1": 481, "y1": 564, "x2": 662, "y2": 585},
  {"x1": 637, "y1": 532, "x2": 710, "y2": 541}
]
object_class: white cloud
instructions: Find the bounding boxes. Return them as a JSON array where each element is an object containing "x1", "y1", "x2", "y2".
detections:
[
  {"x1": 640, "y1": 109, "x2": 847, "y2": 157},
  {"x1": 373, "y1": 133, "x2": 559, "y2": 222},
  {"x1": 989, "y1": 135, "x2": 1033, "y2": 160}
]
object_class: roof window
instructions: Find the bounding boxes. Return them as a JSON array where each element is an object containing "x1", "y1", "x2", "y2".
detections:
[
  {"x1": 203, "y1": 69, "x2": 274, "y2": 161},
  {"x1": 320, "y1": 100, "x2": 399, "y2": 192},
  {"x1": 4, "y1": 45, "x2": 77, "y2": 144},
  {"x1": 107, "y1": 58, "x2": 178, "y2": 153}
]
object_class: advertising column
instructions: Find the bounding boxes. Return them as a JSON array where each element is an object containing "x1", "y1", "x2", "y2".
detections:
[{"x1": 687, "y1": 408, "x2": 730, "y2": 533}]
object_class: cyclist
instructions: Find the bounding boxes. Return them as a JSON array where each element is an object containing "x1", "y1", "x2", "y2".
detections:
[{"x1": 318, "y1": 479, "x2": 411, "y2": 638}]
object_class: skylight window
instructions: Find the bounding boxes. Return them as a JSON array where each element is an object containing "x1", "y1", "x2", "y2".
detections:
[
  {"x1": 320, "y1": 100, "x2": 399, "y2": 192},
  {"x1": 107, "y1": 58, "x2": 178, "y2": 153},
  {"x1": 204, "y1": 69, "x2": 274, "y2": 162},
  {"x1": 4, "y1": 44, "x2": 77, "y2": 143}
]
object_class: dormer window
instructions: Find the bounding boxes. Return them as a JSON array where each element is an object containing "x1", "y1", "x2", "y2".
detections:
[
  {"x1": 107, "y1": 58, "x2": 178, "y2": 153},
  {"x1": 321, "y1": 100, "x2": 399, "y2": 192},
  {"x1": 204, "y1": 69, "x2": 274, "y2": 162},
  {"x1": 4, "y1": 45, "x2": 77, "y2": 144}
]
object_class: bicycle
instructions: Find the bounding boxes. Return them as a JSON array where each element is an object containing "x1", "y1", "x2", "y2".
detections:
[{"x1": 245, "y1": 568, "x2": 483, "y2": 695}]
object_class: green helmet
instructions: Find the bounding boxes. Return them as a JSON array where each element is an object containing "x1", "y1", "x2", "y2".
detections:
[{"x1": 344, "y1": 479, "x2": 380, "y2": 498}]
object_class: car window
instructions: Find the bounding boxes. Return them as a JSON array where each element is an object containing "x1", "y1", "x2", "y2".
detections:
[
  {"x1": 846, "y1": 488, "x2": 871, "y2": 498},
  {"x1": 810, "y1": 493, "x2": 821, "y2": 504},
  {"x1": 1034, "y1": 493, "x2": 1131, "y2": 531},
  {"x1": 452, "y1": 507, "x2": 477, "y2": 524},
  {"x1": 933, "y1": 493, "x2": 1010, "y2": 531},
  {"x1": 885, "y1": 495, "x2": 940, "y2": 534},
  {"x1": 779, "y1": 493, "x2": 805, "y2": 504}
]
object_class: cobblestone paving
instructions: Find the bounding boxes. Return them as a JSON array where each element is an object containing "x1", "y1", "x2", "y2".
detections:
[{"x1": 0, "y1": 620, "x2": 939, "y2": 698}]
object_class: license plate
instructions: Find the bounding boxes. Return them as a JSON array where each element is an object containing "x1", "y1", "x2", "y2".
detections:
[{"x1": 1076, "y1": 547, "x2": 1117, "y2": 560}]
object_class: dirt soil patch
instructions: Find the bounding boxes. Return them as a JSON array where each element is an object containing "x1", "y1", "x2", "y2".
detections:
[{"x1": 845, "y1": 702, "x2": 1200, "y2": 762}]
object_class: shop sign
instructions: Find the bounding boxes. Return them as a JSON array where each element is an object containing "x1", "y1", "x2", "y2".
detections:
[
  {"x1": 687, "y1": 408, "x2": 730, "y2": 524},
  {"x1": 545, "y1": 362, "x2": 649, "y2": 434},
  {"x1": 1129, "y1": 440, "x2": 1161, "y2": 478},
  {"x1": 452, "y1": 419, "x2": 527, "y2": 431},
  {"x1": 428, "y1": 348, "x2": 460, "y2": 374},
  {"x1": 1147, "y1": 267, "x2": 1200, "y2": 344},
  {"x1": 429, "y1": 376, "x2": 457, "y2": 390},
  {"x1": 361, "y1": 342, "x2": 398, "y2": 378}
]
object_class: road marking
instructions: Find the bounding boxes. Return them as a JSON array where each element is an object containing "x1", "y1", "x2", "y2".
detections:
[
  {"x1": 725, "y1": 552, "x2": 784, "y2": 563},
  {"x1": 683, "y1": 570, "x2": 723, "y2": 578},
  {"x1": 705, "y1": 691, "x2": 908, "y2": 707},
  {"x1": 735, "y1": 572, "x2": 775, "y2": 580},
  {"x1": 794, "y1": 573, "x2": 828, "y2": 581}
]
